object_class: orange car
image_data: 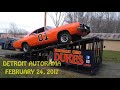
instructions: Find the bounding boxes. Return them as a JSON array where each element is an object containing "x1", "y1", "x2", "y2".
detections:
[{"x1": 13, "y1": 22, "x2": 90, "y2": 52}]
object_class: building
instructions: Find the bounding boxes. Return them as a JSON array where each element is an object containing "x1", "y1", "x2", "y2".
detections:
[
  {"x1": 0, "y1": 33, "x2": 26, "y2": 39},
  {"x1": 84, "y1": 33, "x2": 120, "y2": 51}
]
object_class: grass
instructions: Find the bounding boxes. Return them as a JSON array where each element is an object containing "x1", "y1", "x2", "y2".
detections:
[{"x1": 103, "y1": 50, "x2": 120, "y2": 63}]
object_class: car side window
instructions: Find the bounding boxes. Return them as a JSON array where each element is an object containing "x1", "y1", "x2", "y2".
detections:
[
  {"x1": 32, "y1": 30, "x2": 38, "y2": 34},
  {"x1": 44, "y1": 26, "x2": 55, "y2": 31},
  {"x1": 30, "y1": 30, "x2": 37, "y2": 35},
  {"x1": 37, "y1": 27, "x2": 45, "y2": 33},
  {"x1": 30, "y1": 27, "x2": 45, "y2": 35}
]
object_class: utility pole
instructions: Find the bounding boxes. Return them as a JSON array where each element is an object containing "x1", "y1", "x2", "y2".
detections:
[{"x1": 44, "y1": 12, "x2": 47, "y2": 27}]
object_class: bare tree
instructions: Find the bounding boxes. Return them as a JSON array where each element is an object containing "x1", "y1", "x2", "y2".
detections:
[
  {"x1": 65, "y1": 12, "x2": 85, "y2": 23},
  {"x1": 18, "y1": 28, "x2": 28, "y2": 35},
  {"x1": 65, "y1": 12, "x2": 120, "y2": 33},
  {"x1": 48, "y1": 12, "x2": 67, "y2": 27},
  {"x1": 116, "y1": 12, "x2": 120, "y2": 33},
  {"x1": 64, "y1": 12, "x2": 74, "y2": 23},
  {"x1": 8, "y1": 23, "x2": 18, "y2": 36},
  {"x1": 7, "y1": 23, "x2": 28, "y2": 36},
  {"x1": 89, "y1": 12, "x2": 105, "y2": 33},
  {"x1": 4, "y1": 28, "x2": 9, "y2": 33}
]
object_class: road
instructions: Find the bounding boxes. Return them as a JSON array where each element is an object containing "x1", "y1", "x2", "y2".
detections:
[
  {"x1": 93, "y1": 62, "x2": 120, "y2": 78},
  {"x1": 0, "y1": 46, "x2": 23, "y2": 56},
  {"x1": 0, "y1": 45, "x2": 120, "y2": 78}
]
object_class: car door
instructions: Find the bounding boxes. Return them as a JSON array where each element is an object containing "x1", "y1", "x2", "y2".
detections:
[
  {"x1": 27, "y1": 30, "x2": 39, "y2": 46},
  {"x1": 37, "y1": 27, "x2": 49, "y2": 45}
]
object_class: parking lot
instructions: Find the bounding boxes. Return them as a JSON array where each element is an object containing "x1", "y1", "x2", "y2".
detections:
[{"x1": 0, "y1": 45, "x2": 120, "y2": 78}]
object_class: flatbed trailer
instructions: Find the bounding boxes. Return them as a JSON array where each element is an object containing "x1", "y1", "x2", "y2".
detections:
[{"x1": 5, "y1": 37, "x2": 103, "y2": 75}]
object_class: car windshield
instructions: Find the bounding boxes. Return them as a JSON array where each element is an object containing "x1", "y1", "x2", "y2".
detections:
[{"x1": 45, "y1": 26, "x2": 55, "y2": 31}]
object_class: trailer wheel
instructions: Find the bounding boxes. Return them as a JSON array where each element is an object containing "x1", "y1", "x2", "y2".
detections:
[
  {"x1": 58, "y1": 32, "x2": 72, "y2": 44},
  {"x1": 22, "y1": 43, "x2": 31, "y2": 53}
]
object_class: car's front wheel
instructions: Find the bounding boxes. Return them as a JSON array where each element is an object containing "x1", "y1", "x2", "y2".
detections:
[
  {"x1": 22, "y1": 43, "x2": 31, "y2": 53},
  {"x1": 58, "y1": 32, "x2": 72, "y2": 44}
]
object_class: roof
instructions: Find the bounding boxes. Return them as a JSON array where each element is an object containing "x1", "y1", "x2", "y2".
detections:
[{"x1": 84, "y1": 33, "x2": 120, "y2": 40}]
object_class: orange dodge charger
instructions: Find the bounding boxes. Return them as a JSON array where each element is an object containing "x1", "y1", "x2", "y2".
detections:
[{"x1": 13, "y1": 22, "x2": 90, "y2": 52}]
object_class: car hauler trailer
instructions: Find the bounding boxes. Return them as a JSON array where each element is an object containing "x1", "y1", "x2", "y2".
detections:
[{"x1": 5, "y1": 37, "x2": 103, "y2": 75}]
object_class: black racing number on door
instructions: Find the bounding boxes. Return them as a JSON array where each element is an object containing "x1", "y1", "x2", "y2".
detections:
[
  {"x1": 38, "y1": 34, "x2": 43, "y2": 41},
  {"x1": 44, "y1": 33, "x2": 48, "y2": 40},
  {"x1": 38, "y1": 33, "x2": 48, "y2": 42}
]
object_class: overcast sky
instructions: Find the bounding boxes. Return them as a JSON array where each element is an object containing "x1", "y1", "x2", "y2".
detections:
[{"x1": 0, "y1": 12, "x2": 55, "y2": 33}]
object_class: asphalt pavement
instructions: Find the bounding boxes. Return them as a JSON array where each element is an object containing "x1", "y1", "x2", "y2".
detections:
[{"x1": 93, "y1": 62, "x2": 120, "y2": 78}]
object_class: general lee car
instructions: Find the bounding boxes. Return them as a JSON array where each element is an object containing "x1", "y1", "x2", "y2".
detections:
[{"x1": 13, "y1": 22, "x2": 90, "y2": 52}]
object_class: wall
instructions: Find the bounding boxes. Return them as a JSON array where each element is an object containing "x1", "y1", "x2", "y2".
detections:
[
  {"x1": 0, "y1": 33, "x2": 26, "y2": 39},
  {"x1": 103, "y1": 40, "x2": 120, "y2": 51}
]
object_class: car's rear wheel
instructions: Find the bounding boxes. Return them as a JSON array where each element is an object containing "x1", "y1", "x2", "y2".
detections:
[
  {"x1": 58, "y1": 32, "x2": 72, "y2": 44},
  {"x1": 22, "y1": 43, "x2": 31, "y2": 53}
]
